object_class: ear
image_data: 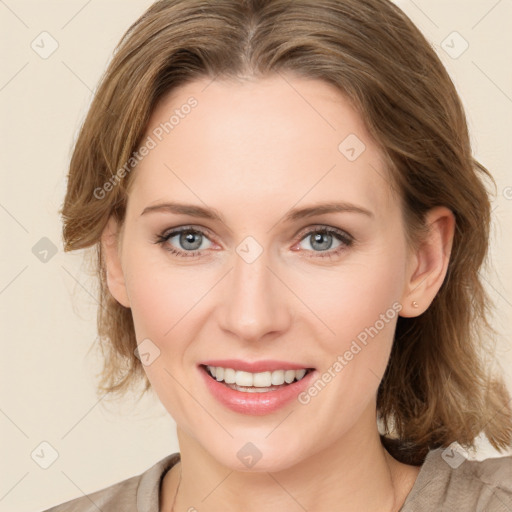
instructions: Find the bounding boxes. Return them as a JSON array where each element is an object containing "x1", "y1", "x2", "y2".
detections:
[
  {"x1": 101, "y1": 216, "x2": 131, "y2": 308},
  {"x1": 399, "y1": 206, "x2": 455, "y2": 318}
]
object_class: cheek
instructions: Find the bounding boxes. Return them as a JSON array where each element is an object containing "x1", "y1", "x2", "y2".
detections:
[
  {"x1": 123, "y1": 251, "x2": 219, "y2": 385},
  {"x1": 315, "y1": 244, "x2": 406, "y2": 345},
  {"x1": 123, "y1": 256, "x2": 207, "y2": 411},
  {"x1": 123, "y1": 242, "x2": 209, "y2": 340},
  {"x1": 127, "y1": 271, "x2": 178, "y2": 340},
  {"x1": 302, "y1": 242, "x2": 406, "y2": 413}
]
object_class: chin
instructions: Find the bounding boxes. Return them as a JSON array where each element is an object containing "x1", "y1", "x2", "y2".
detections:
[{"x1": 196, "y1": 431, "x2": 311, "y2": 473}]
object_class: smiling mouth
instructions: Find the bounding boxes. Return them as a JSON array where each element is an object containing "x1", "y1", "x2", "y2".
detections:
[{"x1": 200, "y1": 364, "x2": 315, "y2": 393}]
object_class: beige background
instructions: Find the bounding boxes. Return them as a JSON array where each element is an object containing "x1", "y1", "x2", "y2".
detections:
[{"x1": 1, "y1": 1, "x2": 511, "y2": 511}]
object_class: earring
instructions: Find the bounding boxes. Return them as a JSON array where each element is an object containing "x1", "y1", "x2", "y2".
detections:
[{"x1": 412, "y1": 301, "x2": 419, "y2": 308}]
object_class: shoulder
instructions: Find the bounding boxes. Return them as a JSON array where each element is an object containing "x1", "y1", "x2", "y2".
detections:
[
  {"x1": 42, "y1": 474, "x2": 139, "y2": 512},
  {"x1": 39, "y1": 453, "x2": 180, "y2": 512},
  {"x1": 402, "y1": 447, "x2": 512, "y2": 512}
]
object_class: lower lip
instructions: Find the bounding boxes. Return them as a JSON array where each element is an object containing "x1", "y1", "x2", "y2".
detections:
[{"x1": 199, "y1": 365, "x2": 317, "y2": 415}]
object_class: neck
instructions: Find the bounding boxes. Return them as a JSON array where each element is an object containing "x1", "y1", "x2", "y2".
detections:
[{"x1": 161, "y1": 409, "x2": 420, "y2": 512}]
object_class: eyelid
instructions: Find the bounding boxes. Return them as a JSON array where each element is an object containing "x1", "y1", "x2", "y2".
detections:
[
  {"x1": 160, "y1": 224, "x2": 216, "y2": 240},
  {"x1": 294, "y1": 224, "x2": 353, "y2": 242}
]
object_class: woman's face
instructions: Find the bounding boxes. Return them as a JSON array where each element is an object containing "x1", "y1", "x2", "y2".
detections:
[{"x1": 107, "y1": 74, "x2": 415, "y2": 471}]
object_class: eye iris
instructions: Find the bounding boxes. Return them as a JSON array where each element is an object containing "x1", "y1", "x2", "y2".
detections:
[
  {"x1": 311, "y1": 232, "x2": 333, "y2": 251},
  {"x1": 180, "y1": 231, "x2": 202, "y2": 250}
]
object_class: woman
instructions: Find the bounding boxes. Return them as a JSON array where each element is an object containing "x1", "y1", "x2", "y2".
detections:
[{"x1": 43, "y1": 0, "x2": 512, "y2": 510}]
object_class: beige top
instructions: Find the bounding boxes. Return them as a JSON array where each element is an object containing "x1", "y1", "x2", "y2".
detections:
[{"x1": 41, "y1": 448, "x2": 512, "y2": 511}]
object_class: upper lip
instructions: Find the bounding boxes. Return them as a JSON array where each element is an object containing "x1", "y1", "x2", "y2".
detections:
[{"x1": 200, "y1": 359, "x2": 314, "y2": 373}]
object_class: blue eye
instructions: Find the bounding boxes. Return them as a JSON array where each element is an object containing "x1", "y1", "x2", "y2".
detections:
[
  {"x1": 154, "y1": 225, "x2": 353, "y2": 259},
  {"x1": 296, "y1": 227, "x2": 353, "y2": 258},
  {"x1": 291, "y1": 227, "x2": 353, "y2": 260},
  {"x1": 155, "y1": 227, "x2": 213, "y2": 257}
]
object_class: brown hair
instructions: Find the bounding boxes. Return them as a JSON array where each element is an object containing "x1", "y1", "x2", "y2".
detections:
[{"x1": 60, "y1": 0, "x2": 512, "y2": 464}]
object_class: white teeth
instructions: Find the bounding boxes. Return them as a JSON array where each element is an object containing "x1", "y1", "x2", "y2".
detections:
[
  {"x1": 284, "y1": 369, "x2": 296, "y2": 383},
  {"x1": 271, "y1": 370, "x2": 285, "y2": 385},
  {"x1": 205, "y1": 366, "x2": 310, "y2": 387},
  {"x1": 223, "y1": 368, "x2": 236, "y2": 384},
  {"x1": 253, "y1": 371, "x2": 272, "y2": 387},
  {"x1": 295, "y1": 369, "x2": 307, "y2": 380},
  {"x1": 235, "y1": 371, "x2": 253, "y2": 387}
]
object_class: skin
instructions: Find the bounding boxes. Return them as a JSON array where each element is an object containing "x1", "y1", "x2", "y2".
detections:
[{"x1": 101, "y1": 73, "x2": 455, "y2": 511}]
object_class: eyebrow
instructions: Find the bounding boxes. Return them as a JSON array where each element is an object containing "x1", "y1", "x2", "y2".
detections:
[{"x1": 140, "y1": 201, "x2": 374, "y2": 222}]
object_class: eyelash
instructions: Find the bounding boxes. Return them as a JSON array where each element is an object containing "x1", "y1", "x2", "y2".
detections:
[{"x1": 153, "y1": 225, "x2": 354, "y2": 259}]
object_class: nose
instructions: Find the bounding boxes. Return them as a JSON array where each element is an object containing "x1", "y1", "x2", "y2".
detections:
[{"x1": 217, "y1": 247, "x2": 292, "y2": 343}]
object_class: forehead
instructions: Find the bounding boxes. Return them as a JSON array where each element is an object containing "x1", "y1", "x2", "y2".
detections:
[{"x1": 127, "y1": 74, "x2": 396, "y2": 219}]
